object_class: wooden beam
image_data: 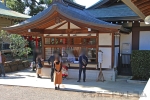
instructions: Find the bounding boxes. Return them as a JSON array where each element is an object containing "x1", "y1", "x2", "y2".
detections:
[
  {"x1": 53, "y1": 21, "x2": 67, "y2": 29},
  {"x1": 31, "y1": 29, "x2": 44, "y2": 33},
  {"x1": 44, "y1": 29, "x2": 99, "y2": 34},
  {"x1": 68, "y1": 22, "x2": 70, "y2": 29}
]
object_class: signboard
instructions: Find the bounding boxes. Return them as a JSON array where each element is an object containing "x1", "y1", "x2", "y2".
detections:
[{"x1": 98, "y1": 51, "x2": 103, "y2": 63}]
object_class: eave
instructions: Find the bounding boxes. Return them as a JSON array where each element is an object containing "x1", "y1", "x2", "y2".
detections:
[
  {"x1": 3, "y1": 2, "x2": 121, "y2": 35},
  {"x1": 122, "y1": 0, "x2": 146, "y2": 19}
]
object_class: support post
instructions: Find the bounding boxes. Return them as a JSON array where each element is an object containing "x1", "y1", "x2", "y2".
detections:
[
  {"x1": 97, "y1": 50, "x2": 104, "y2": 82},
  {"x1": 97, "y1": 63, "x2": 104, "y2": 82},
  {"x1": 36, "y1": 36, "x2": 38, "y2": 48}
]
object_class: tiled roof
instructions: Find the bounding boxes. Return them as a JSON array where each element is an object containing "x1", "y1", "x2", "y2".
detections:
[
  {"x1": 86, "y1": 4, "x2": 138, "y2": 18},
  {"x1": 0, "y1": 2, "x2": 31, "y2": 20},
  {"x1": 5, "y1": 2, "x2": 121, "y2": 30}
]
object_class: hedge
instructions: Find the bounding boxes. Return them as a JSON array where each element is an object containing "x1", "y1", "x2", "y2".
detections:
[{"x1": 131, "y1": 50, "x2": 150, "y2": 81}]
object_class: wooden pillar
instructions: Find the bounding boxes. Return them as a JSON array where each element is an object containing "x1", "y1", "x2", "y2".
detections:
[
  {"x1": 111, "y1": 33, "x2": 115, "y2": 68},
  {"x1": 41, "y1": 35, "x2": 45, "y2": 59},
  {"x1": 132, "y1": 21, "x2": 140, "y2": 50},
  {"x1": 96, "y1": 33, "x2": 99, "y2": 63},
  {"x1": 36, "y1": 36, "x2": 38, "y2": 48}
]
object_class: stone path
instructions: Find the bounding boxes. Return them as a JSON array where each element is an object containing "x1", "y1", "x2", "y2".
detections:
[
  {"x1": 0, "y1": 85, "x2": 139, "y2": 100},
  {"x1": 0, "y1": 69, "x2": 146, "y2": 99}
]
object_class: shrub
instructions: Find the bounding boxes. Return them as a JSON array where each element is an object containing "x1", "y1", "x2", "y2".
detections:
[{"x1": 131, "y1": 50, "x2": 150, "y2": 81}]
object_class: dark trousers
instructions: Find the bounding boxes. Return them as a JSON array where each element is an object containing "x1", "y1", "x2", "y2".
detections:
[
  {"x1": 0, "y1": 64, "x2": 5, "y2": 76},
  {"x1": 78, "y1": 67, "x2": 86, "y2": 81},
  {"x1": 32, "y1": 61, "x2": 36, "y2": 71},
  {"x1": 51, "y1": 67, "x2": 54, "y2": 82}
]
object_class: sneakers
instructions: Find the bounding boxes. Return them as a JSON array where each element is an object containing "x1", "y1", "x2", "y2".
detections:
[
  {"x1": 55, "y1": 86, "x2": 60, "y2": 90},
  {"x1": 77, "y1": 80, "x2": 80, "y2": 82}
]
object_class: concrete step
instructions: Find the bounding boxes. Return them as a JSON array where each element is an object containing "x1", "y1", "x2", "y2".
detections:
[{"x1": 116, "y1": 75, "x2": 132, "y2": 81}]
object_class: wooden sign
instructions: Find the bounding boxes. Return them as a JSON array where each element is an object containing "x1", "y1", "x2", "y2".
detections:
[{"x1": 98, "y1": 50, "x2": 103, "y2": 63}]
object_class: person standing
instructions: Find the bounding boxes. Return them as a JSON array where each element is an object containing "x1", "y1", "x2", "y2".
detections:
[
  {"x1": 48, "y1": 51, "x2": 57, "y2": 82},
  {"x1": 54, "y1": 56, "x2": 62, "y2": 90},
  {"x1": 0, "y1": 51, "x2": 6, "y2": 77},
  {"x1": 77, "y1": 50, "x2": 88, "y2": 82},
  {"x1": 32, "y1": 48, "x2": 39, "y2": 71},
  {"x1": 36, "y1": 53, "x2": 44, "y2": 78}
]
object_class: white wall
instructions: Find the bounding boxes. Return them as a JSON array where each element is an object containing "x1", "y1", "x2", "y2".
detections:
[
  {"x1": 139, "y1": 31, "x2": 150, "y2": 50},
  {"x1": 98, "y1": 33, "x2": 112, "y2": 68},
  {"x1": 120, "y1": 33, "x2": 132, "y2": 54},
  {"x1": 99, "y1": 33, "x2": 112, "y2": 45},
  {"x1": 115, "y1": 35, "x2": 119, "y2": 45}
]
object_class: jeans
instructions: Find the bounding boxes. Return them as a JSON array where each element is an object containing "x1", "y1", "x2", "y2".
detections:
[
  {"x1": 78, "y1": 67, "x2": 86, "y2": 81},
  {"x1": 32, "y1": 61, "x2": 36, "y2": 71},
  {"x1": 0, "y1": 64, "x2": 5, "y2": 76}
]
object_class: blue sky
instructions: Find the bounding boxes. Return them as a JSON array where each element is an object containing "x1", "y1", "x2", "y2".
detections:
[{"x1": 74, "y1": 0, "x2": 100, "y2": 8}]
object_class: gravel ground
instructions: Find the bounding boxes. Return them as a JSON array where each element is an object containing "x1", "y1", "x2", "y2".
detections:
[{"x1": 0, "y1": 85, "x2": 139, "y2": 100}]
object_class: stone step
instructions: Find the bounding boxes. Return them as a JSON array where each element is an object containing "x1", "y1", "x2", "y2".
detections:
[
  {"x1": 117, "y1": 75, "x2": 132, "y2": 79},
  {"x1": 116, "y1": 75, "x2": 132, "y2": 81}
]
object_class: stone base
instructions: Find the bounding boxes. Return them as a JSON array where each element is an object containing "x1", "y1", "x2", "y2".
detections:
[{"x1": 41, "y1": 68, "x2": 116, "y2": 81}]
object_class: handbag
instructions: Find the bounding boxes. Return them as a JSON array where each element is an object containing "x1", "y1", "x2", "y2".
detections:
[
  {"x1": 82, "y1": 56, "x2": 87, "y2": 66},
  {"x1": 36, "y1": 64, "x2": 43, "y2": 69}
]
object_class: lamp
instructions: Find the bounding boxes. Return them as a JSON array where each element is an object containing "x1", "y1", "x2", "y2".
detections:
[
  {"x1": 28, "y1": 29, "x2": 31, "y2": 32},
  {"x1": 145, "y1": 15, "x2": 150, "y2": 24},
  {"x1": 88, "y1": 28, "x2": 91, "y2": 31}
]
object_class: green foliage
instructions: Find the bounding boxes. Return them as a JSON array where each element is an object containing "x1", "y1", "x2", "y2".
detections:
[
  {"x1": 0, "y1": 30, "x2": 31, "y2": 59},
  {"x1": 6, "y1": 0, "x2": 52, "y2": 16},
  {"x1": 6, "y1": 0, "x2": 25, "y2": 14},
  {"x1": 131, "y1": 50, "x2": 150, "y2": 81},
  {"x1": 9, "y1": 34, "x2": 31, "y2": 58}
]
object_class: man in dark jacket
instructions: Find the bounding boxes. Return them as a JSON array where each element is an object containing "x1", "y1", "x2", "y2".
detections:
[
  {"x1": 77, "y1": 50, "x2": 88, "y2": 82},
  {"x1": 32, "y1": 48, "x2": 39, "y2": 71},
  {"x1": 48, "y1": 51, "x2": 57, "y2": 82}
]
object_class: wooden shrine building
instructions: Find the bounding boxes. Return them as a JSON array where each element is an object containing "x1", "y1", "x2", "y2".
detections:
[{"x1": 3, "y1": 0, "x2": 134, "y2": 81}]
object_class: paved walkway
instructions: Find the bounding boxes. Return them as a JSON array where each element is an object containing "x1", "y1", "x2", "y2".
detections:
[
  {"x1": 0, "y1": 69, "x2": 146, "y2": 98},
  {"x1": 0, "y1": 85, "x2": 138, "y2": 100}
]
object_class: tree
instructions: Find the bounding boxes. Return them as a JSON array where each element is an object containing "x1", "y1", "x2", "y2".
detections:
[
  {"x1": 0, "y1": 30, "x2": 31, "y2": 59},
  {"x1": 6, "y1": 0, "x2": 52, "y2": 16},
  {"x1": 6, "y1": 0, "x2": 26, "y2": 14}
]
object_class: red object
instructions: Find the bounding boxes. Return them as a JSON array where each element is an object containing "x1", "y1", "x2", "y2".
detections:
[
  {"x1": 62, "y1": 65, "x2": 68, "y2": 77},
  {"x1": 29, "y1": 36, "x2": 33, "y2": 41},
  {"x1": 36, "y1": 36, "x2": 38, "y2": 48},
  {"x1": 63, "y1": 38, "x2": 66, "y2": 44}
]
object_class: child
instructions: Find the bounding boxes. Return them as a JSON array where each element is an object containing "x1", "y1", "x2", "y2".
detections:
[{"x1": 62, "y1": 62, "x2": 68, "y2": 80}]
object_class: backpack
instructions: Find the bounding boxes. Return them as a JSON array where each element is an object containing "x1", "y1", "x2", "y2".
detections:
[{"x1": 82, "y1": 56, "x2": 87, "y2": 66}]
